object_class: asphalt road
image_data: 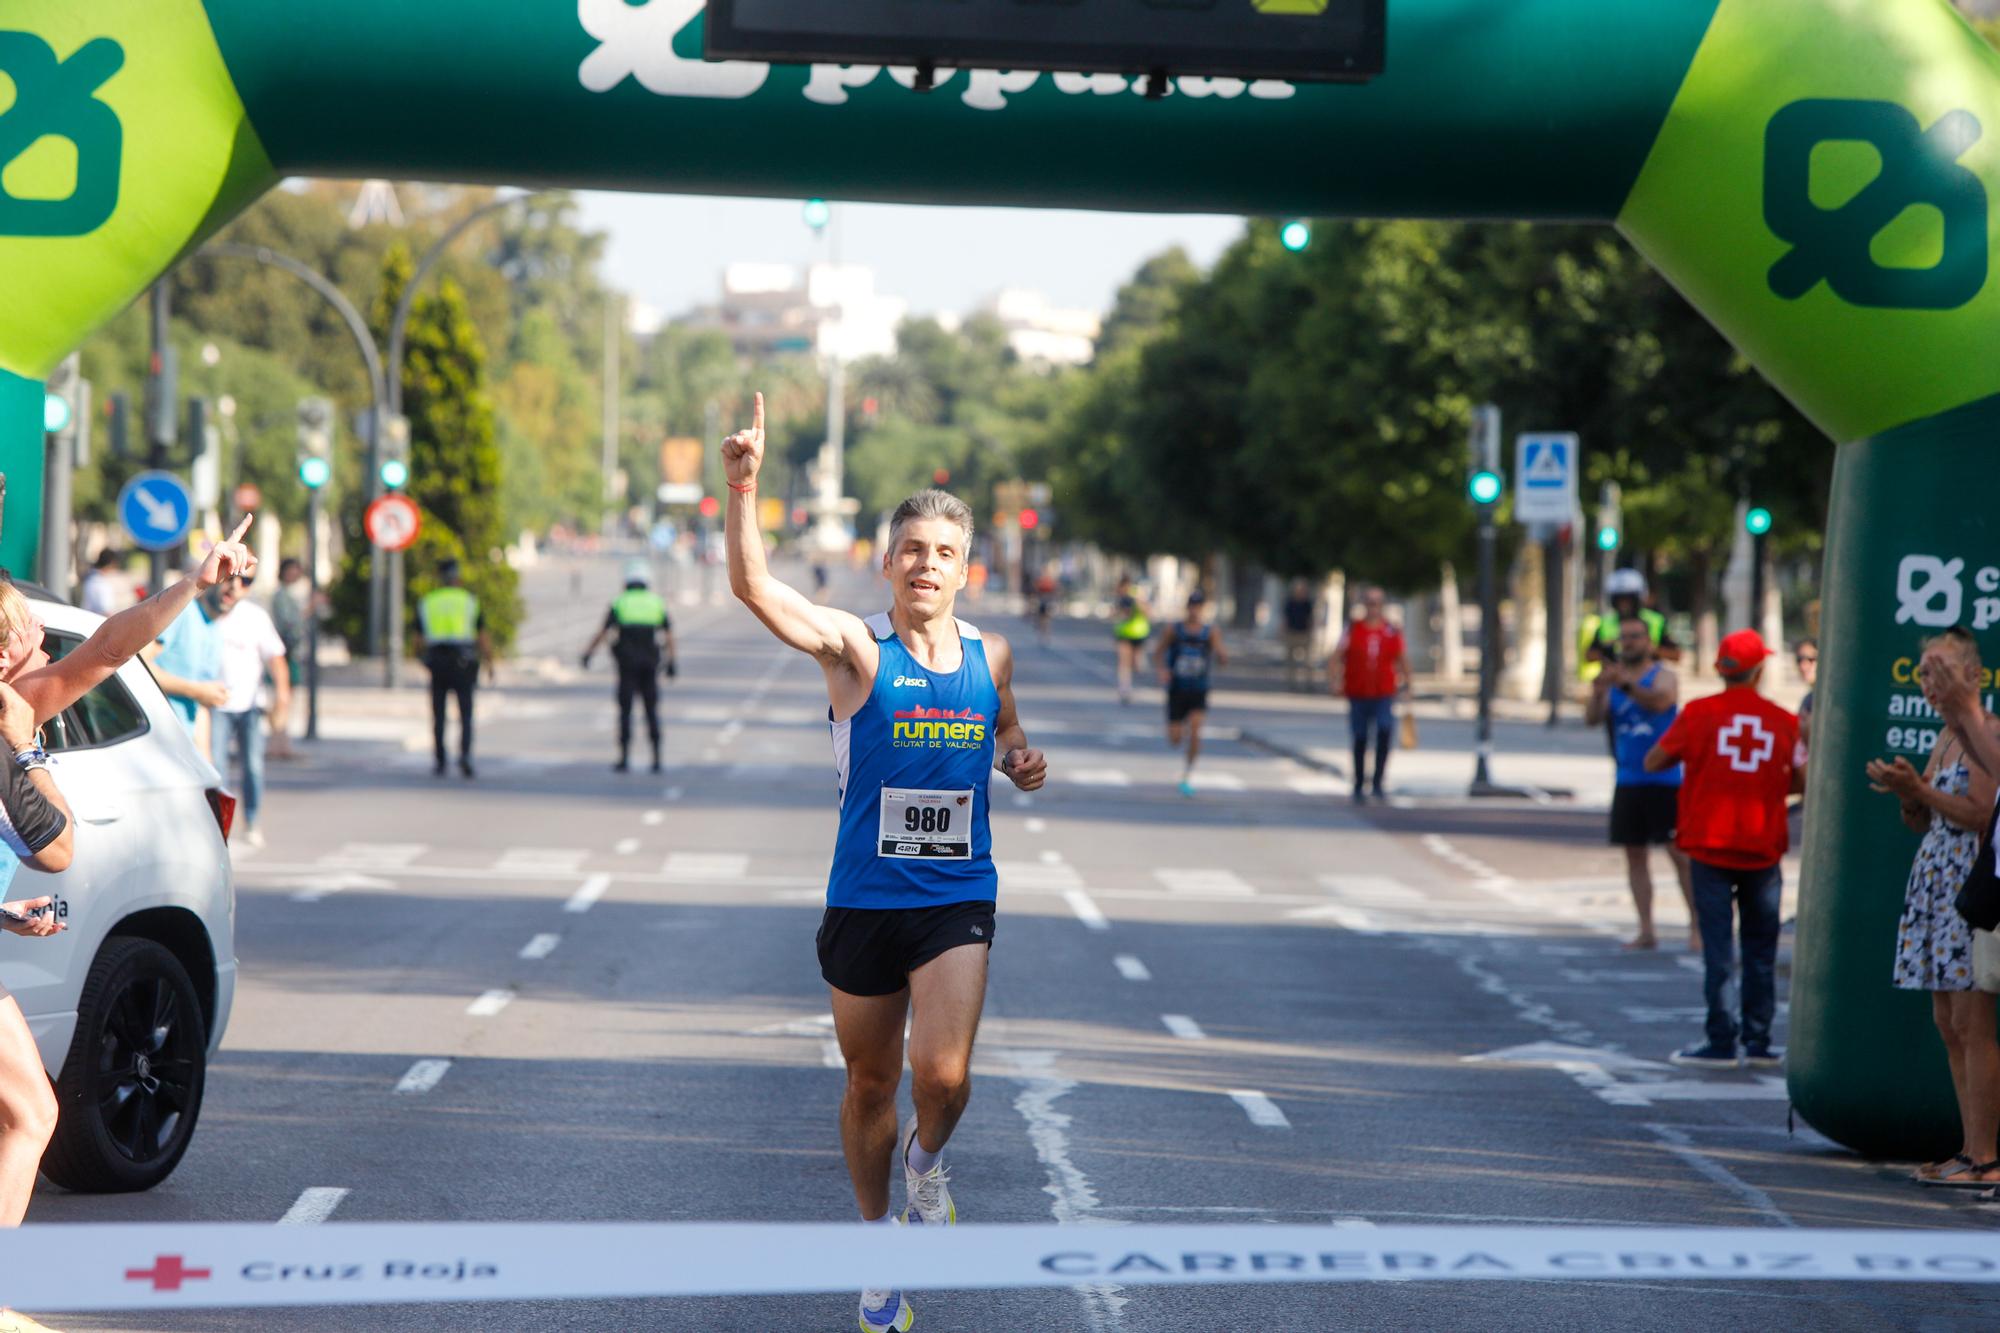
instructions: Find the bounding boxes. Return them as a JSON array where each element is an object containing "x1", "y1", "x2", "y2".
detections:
[{"x1": 35, "y1": 552, "x2": 2000, "y2": 1331}]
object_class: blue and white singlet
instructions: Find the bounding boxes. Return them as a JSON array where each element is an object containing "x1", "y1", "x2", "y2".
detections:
[{"x1": 826, "y1": 614, "x2": 1001, "y2": 910}]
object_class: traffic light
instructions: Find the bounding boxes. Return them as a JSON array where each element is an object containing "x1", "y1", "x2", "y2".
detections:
[
  {"x1": 1019, "y1": 507, "x2": 1040, "y2": 531},
  {"x1": 380, "y1": 413, "x2": 410, "y2": 489},
  {"x1": 1466, "y1": 403, "x2": 1502, "y2": 509},
  {"x1": 803, "y1": 198, "x2": 831, "y2": 230},
  {"x1": 1745, "y1": 506, "x2": 1773, "y2": 536},
  {"x1": 296, "y1": 396, "x2": 333, "y2": 490},
  {"x1": 42, "y1": 390, "x2": 70, "y2": 435},
  {"x1": 1595, "y1": 481, "x2": 1622, "y2": 553},
  {"x1": 1467, "y1": 469, "x2": 1502, "y2": 505},
  {"x1": 105, "y1": 390, "x2": 131, "y2": 460},
  {"x1": 1279, "y1": 219, "x2": 1312, "y2": 252},
  {"x1": 43, "y1": 354, "x2": 90, "y2": 465},
  {"x1": 144, "y1": 345, "x2": 178, "y2": 451}
]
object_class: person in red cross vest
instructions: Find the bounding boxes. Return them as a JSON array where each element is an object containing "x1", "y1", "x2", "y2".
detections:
[{"x1": 1644, "y1": 629, "x2": 1803, "y2": 1071}]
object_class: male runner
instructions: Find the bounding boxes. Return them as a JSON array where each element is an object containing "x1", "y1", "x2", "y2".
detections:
[
  {"x1": 1156, "y1": 589, "x2": 1227, "y2": 798},
  {"x1": 581, "y1": 561, "x2": 676, "y2": 772},
  {"x1": 1584, "y1": 613, "x2": 1694, "y2": 950},
  {"x1": 722, "y1": 394, "x2": 1047, "y2": 1333}
]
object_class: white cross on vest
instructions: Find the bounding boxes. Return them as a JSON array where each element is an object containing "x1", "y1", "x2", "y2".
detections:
[{"x1": 1718, "y1": 715, "x2": 1776, "y2": 773}]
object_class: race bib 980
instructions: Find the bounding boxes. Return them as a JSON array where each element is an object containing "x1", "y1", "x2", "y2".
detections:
[{"x1": 878, "y1": 787, "x2": 973, "y2": 859}]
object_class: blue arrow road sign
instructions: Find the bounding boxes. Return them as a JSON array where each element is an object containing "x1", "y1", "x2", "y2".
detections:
[{"x1": 118, "y1": 471, "x2": 195, "y2": 552}]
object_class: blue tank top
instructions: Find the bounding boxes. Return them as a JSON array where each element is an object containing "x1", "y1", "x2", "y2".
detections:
[
  {"x1": 1610, "y1": 664, "x2": 1680, "y2": 787},
  {"x1": 1163, "y1": 623, "x2": 1214, "y2": 690},
  {"x1": 826, "y1": 614, "x2": 1001, "y2": 910}
]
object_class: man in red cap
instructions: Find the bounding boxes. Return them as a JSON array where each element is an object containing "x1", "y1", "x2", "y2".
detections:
[{"x1": 1644, "y1": 629, "x2": 1803, "y2": 1069}]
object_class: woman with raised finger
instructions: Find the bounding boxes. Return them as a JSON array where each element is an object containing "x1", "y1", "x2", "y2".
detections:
[{"x1": 0, "y1": 518, "x2": 255, "y2": 1332}]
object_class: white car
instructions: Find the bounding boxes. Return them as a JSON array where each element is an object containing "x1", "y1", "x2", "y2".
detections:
[{"x1": 2, "y1": 588, "x2": 236, "y2": 1192}]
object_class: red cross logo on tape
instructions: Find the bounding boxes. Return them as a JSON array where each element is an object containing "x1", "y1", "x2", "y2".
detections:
[
  {"x1": 1717, "y1": 715, "x2": 1776, "y2": 773},
  {"x1": 126, "y1": 1255, "x2": 212, "y2": 1292}
]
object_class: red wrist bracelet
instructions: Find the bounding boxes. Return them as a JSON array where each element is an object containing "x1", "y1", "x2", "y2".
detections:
[{"x1": 727, "y1": 479, "x2": 756, "y2": 493}]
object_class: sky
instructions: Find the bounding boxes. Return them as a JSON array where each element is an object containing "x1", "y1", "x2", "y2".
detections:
[{"x1": 573, "y1": 191, "x2": 1245, "y2": 323}]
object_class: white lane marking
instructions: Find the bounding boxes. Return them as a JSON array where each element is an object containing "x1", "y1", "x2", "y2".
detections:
[
  {"x1": 1228, "y1": 1090, "x2": 1291, "y2": 1128},
  {"x1": 1008, "y1": 1051, "x2": 1127, "y2": 1332},
  {"x1": 1161, "y1": 1014, "x2": 1206, "y2": 1040},
  {"x1": 664, "y1": 852, "x2": 748, "y2": 881},
  {"x1": 1647, "y1": 1122, "x2": 1795, "y2": 1227},
  {"x1": 1285, "y1": 904, "x2": 1382, "y2": 933},
  {"x1": 1040, "y1": 849, "x2": 1064, "y2": 865},
  {"x1": 999, "y1": 861, "x2": 1084, "y2": 891},
  {"x1": 642, "y1": 810, "x2": 666, "y2": 826},
  {"x1": 495, "y1": 847, "x2": 589, "y2": 874},
  {"x1": 279, "y1": 1187, "x2": 350, "y2": 1225},
  {"x1": 614, "y1": 837, "x2": 641, "y2": 856},
  {"x1": 288, "y1": 872, "x2": 395, "y2": 903},
  {"x1": 1287, "y1": 774, "x2": 1346, "y2": 796},
  {"x1": 1153, "y1": 868, "x2": 1254, "y2": 896},
  {"x1": 1318, "y1": 874, "x2": 1421, "y2": 905},
  {"x1": 519, "y1": 933, "x2": 562, "y2": 960},
  {"x1": 394, "y1": 1059, "x2": 452, "y2": 1095},
  {"x1": 1063, "y1": 889, "x2": 1110, "y2": 931},
  {"x1": 1113, "y1": 955, "x2": 1151, "y2": 982},
  {"x1": 322, "y1": 842, "x2": 426, "y2": 869},
  {"x1": 1069, "y1": 769, "x2": 1131, "y2": 787},
  {"x1": 821, "y1": 1039, "x2": 845, "y2": 1070},
  {"x1": 1188, "y1": 771, "x2": 1245, "y2": 792},
  {"x1": 1025, "y1": 817, "x2": 1048, "y2": 834},
  {"x1": 467, "y1": 989, "x2": 516, "y2": 1017},
  {"x1": 564, "y1": 873, "x2": 612, "y2": 914}
]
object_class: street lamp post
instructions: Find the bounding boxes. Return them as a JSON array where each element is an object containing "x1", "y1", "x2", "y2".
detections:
[
  {"x1": 383, "y1": 190, "x2": 549, "y2": 686},
  {"x1": 201, "y1": 243, "x2": 386, "y2": 734}
]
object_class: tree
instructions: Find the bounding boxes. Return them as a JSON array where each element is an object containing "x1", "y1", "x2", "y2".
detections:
[{"x1": 331, "y1": 245, "x2": 521, "y2": 652}]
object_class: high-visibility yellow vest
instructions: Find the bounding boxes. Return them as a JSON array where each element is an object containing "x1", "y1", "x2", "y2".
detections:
[
  {"x1": 420, "y1": 586, "x2": 478, "y2": 643},
  {"x1": 612, "y1": 588, "x2": 667, "y2": 627},
  {"x1": 1578, "y1": 606, "x2": 1665, "y2": 681}
]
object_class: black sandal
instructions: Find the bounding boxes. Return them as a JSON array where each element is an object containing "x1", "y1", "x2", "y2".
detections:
[
  {"x1": 1914, "y1": 1152, "x2": 1974, "y2": 1183},
  {"x1": 1919, "y1": 1157, "x2": 2000, "y2": 1188}
]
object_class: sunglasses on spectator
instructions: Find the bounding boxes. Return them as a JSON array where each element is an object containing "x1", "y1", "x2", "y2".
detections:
[{"x1": 1795, "y1": 653, "x2": 1817, "y2": 664}]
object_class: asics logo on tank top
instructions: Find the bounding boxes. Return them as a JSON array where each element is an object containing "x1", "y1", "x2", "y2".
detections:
[
  {"x1": 1718, "y1": 715, "x2": 1778, "y2": 772},
  {"x1": 893, "y1": 675, "x2": 929, "y2": 688}
]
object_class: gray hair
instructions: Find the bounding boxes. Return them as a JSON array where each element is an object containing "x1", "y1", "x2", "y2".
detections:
[{"x1": 888, "y1": 488, "x2": 975, "y2": 551}]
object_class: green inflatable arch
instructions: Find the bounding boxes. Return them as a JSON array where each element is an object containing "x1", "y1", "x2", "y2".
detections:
[{"x1": 4, "y1": 0, "x2": 2000, "y2": 1158}]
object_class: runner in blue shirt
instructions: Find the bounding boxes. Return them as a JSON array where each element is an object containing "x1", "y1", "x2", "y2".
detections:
[
  {"x1": 1155, "y1": 590, "x2": 1228, "y2": 797},
  {"x1": 1585, "y1": 613, "x2": 1695, "y2": 951},
  {"x1": 722, "y1": 394, "x2": 1047, "y2": 1333}
]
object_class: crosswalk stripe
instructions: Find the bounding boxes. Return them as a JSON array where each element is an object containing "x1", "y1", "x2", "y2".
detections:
[
  {"x1": 394, "y1": 1059, "x2": 452, "y2": 1095},
  {"x1": 1153, "y1": 868, "x2": 1255, "y2": 896},
  {"x1": 467, "y1": 989, "x2": 516, "y2": 1017},
  {"x1": 664, "y1": 852, "x2": 749, "y2": 881},
  {"x1": 494, "y1": 848, "x2": 589, "y2": 873},
  {"x1": 1069, "y1": 769, "x2": 1131, "y2": 787},
  {"x1": 999, "y1": 861, "x2": 1084, "y2": 891},
  {"x1": 1228, "y1": 1090, "x2": 1290, "y2": 1128},
  {"x1": 321, "y1": 842, "x2": 426, "y2": 869}
]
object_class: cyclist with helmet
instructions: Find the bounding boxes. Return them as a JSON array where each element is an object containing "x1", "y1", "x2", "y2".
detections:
[{"x1": 1580, "y1": 568, "x2": 1675, "y2": 684}]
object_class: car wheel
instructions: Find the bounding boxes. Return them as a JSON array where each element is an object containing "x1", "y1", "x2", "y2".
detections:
[{"x1": 42, "y1": 936, "x2": 207, "y2": 1193}]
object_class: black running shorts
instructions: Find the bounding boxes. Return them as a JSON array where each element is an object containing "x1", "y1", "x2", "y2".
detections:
[
  {"x1": 817, "y1": 901, "x2": 997, "y2": 997},
  {"x1": 1166, "y1": 686, "x2": 1209, "y2": 723},
  {"x1": 1609, "y1": 784, "x2": 1679, "y2": 847}
]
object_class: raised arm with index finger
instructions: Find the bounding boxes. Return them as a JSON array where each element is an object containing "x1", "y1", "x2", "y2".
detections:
[
  {"x1": 723, "y1": 394, "x2": 882, "y2": 713},
  {"x1": 1, "y1": 513, "x2": 260, "y2": 727}
]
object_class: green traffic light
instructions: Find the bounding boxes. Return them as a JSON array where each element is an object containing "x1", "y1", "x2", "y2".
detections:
[
  {"x1": 1596, "y1": 525, "x2": 1620, "y2": 552},
  {"x1": 299, "y1": 457, "x2": 331, "y2": 489},
  {"x1": 1745, "y1": 506, "x2": 1773, "y2": 536},
  {"x1": 42, "y1": 393, "x2": 70, "y2": 434},
  {"x1": 1468, "y1": 470, "x2": 1503, "y2": 505},
  {"x1": 803, "y1": 198, "x2": 831, "y2": 230},
  {"x1": 380, "y1": 459, "x2": 409, "y2": 489},
  {"x1": 1279, "y1": 219, "x2": 1312, "y2": 252}
]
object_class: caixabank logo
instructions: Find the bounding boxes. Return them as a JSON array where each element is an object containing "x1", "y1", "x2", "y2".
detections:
[
  {"x1": 1765, "y1": 99, "x2": 1987, "y2": 311},
  {"x1": 0, "y1": 32, "x2": 123, "y2": 237}
]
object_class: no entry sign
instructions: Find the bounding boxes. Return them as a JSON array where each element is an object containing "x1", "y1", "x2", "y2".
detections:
[{"x1": 364, "y1": 494, "x2": 421, "y2": 552}]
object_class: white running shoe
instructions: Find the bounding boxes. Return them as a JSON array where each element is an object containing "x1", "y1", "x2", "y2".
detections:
[
  {"x1": 858, "y1": 1286, "x2": 913, "y2": 1332},
  {"x1": 900, "y1": 1121, "x2": 957, "y2": 1226}
]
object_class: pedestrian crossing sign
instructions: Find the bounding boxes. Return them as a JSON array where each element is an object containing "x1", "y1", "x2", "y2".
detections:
[{"x1": 1513, "y1": 432, "x2": 1578, "y2": 523}]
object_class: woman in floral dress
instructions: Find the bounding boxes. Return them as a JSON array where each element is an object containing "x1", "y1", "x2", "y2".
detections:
[{"x1": 1870, "y1": 627, "x2": 2000, "y2": 1186}]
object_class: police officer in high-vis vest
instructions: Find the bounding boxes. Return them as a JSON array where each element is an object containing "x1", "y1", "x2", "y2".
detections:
[
  {"x1": 417, "y1": 558, "x2": 490, "y2": 778},
  {"x1": 582, "y1": 561, "x2": 677, "y2": 772}
]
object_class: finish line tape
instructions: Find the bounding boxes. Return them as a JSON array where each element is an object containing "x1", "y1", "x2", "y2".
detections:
[{"x1": 9, "y1": 1222, "x2": 2000, "y2": 1311}]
